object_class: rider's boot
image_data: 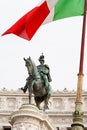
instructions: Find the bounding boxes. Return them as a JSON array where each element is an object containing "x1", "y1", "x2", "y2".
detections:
[{"x1": 21, "y1": 85, "x2": 27, "y2": 93}]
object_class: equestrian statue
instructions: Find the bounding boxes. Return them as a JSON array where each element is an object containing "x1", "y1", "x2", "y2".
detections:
[{"x1": 21, "y1": 54, "x2": 52, "y2": 110}]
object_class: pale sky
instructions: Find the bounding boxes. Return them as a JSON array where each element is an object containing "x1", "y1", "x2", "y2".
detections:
[{"x1": 0, "y1": 0, "x2": 87, "y2": 91}]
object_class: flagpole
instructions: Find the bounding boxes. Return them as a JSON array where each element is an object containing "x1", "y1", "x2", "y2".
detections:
[{"x1": 71, "y1": 0, "x2": 87, "y2": 130}]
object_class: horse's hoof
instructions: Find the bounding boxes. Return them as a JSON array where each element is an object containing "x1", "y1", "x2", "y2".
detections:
[
  {"x1": 37, "y1": 107, "x2": 42, "y2": 110},
  {"x1": 45, "y1": 106, "x2": 49, "y2": 110},
  {"x1": 21, "y1": 88, "x2": 26, "y2": 93},
  {"x1": 39, "y1": 108, "x2": 42, "y2": 110}
]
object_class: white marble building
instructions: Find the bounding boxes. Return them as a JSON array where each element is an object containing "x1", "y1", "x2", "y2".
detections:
[{"x1": 0, "y1": 88, "x2": 87, "y2": 130}]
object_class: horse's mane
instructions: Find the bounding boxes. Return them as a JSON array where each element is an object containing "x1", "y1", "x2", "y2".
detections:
[{"x1": 29, "y1": 58, "x2": 40, "y2": 78}]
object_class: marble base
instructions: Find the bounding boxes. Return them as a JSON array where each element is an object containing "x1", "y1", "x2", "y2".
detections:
[{"x1": 11, "y1": 104, "x2": 57, "y2": 130}]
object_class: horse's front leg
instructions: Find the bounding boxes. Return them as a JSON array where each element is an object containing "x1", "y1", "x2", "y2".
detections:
[
  {"x1": 29, "y1": 89, "x2": 32, "y2": 104},
  {"x1": 28, "y1": 81, "x2": 34, "y2": 104}
]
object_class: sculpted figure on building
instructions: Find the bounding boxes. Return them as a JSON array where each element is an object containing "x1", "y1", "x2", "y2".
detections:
[{"x1": 21, "y1": 54, "x2": 52, "y2": 110}]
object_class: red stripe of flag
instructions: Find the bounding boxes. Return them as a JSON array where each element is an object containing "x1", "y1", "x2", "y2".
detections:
[{"x1": 2, "y1": 1, "x2": 50, "y2": 40}]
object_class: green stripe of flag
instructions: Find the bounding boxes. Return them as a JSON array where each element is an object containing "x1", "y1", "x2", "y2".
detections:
[{"x1": 53, "y1": 0, "x2": 85, "y2": 20}]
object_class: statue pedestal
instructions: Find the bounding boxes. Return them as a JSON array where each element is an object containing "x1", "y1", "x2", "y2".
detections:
[{"x1": 11, "y1": 104, "x2": 56, "y2": 130}]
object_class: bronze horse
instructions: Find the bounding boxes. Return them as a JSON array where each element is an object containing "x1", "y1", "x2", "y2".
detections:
[{"x1": 24, "y1": 57, "x2": 52, "y2": 110}]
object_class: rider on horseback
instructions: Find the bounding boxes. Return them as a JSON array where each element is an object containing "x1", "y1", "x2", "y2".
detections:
[
  {"x1": 37, "y1": 53, "x2": 52, "y2": 91},
  {"x1": 21, "y1": 54, "x2": 52, "y2": 93}
]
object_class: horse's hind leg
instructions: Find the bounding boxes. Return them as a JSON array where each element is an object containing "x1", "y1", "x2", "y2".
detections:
[
  {"x1": 34, "y1": 97, "x2": 41, "y2": 109},
  {"x1": 36, "y1": 101, "x2": 41, "y2": 110},
  {"x1": 44, "y1": 92, "x2": 51, "y2": 111},
  {"x1": 44, "y1": 100, "x2": 49, "y2": 111}
]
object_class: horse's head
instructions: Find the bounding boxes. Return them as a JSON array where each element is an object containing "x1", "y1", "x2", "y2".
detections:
[{"x1": 24, "y1": 57, "x2": 34, "y2": 75}]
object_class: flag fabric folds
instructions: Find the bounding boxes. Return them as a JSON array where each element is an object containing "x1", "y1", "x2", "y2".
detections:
[
  {"x1": 2, "y1": 0, "x2": 84, "y2": 41},
  {"x1": 44, "y1": 0, "x2": 84, "y2": 23}
]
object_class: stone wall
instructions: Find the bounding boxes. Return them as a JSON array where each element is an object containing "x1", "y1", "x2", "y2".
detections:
[{"x1": 0, "y1": 88, "x2": 87, "y2": 129}]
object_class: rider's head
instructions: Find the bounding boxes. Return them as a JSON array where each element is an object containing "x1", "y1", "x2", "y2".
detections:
[{"x1": 39, "y1": 53, "x2": 44, "y2": 65}]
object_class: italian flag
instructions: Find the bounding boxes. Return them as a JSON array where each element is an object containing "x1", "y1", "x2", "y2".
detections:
[{"x1": 2, "y1": 0, "x2": 84, "y2": 41}]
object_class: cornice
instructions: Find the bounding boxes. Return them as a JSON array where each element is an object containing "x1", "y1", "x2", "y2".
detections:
[{"x1": 0, "y1": 88, "x2": 87, "y2": 96}]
